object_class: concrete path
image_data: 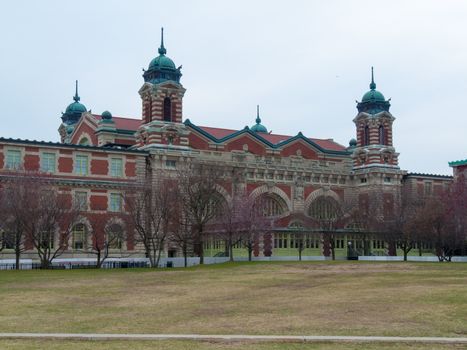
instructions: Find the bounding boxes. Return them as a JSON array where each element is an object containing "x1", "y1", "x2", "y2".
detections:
[{"x1": 1, "y1": 333, "x2": 467, "y2": 344}]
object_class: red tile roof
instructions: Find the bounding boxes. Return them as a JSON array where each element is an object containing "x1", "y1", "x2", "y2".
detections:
[
  {"x1": 197, "y1": 126, "x2": 346, "y2": 152},
  {"x1": 89, "y1": 115, "x2": 346, "y2": 152},
  {"x1": 93, "y1": 114, "x2": 142, "y2": 131}
]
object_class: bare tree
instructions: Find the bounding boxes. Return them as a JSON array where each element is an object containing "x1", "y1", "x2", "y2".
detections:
[
  {"x1": 238, "y1": 195, "x2": 272, "y2": 261},
  {"x1": 24, "y1": 185, "x2": 80, "y2": 269},
  {"x1": 309, "y1": 195, "x2": 343, "y2": 260},
  {"x1": 170, "y1": 207, "x2": 195, "y2": 267},
  {"x1": 0, "y1": 176, "x2": 46, "y2": 269},
  {"x1": 87, "y1": 216, "x2": 127, "y2": 268},
  {"x1": 177, "y1": 163, "x2": 224, "y2": 264},
  {"x1": 419, "y1": 175, "x2": 467, "y2": 261},
  {"x1": 383, "y1": 186, "x2": 438, "y2": 261},
  {"x1": 126, "y1": 176, "x2": 176, "y2": 268},
  {"x1": 210, "y1": 195, "x2": 246, "y2": 262}
]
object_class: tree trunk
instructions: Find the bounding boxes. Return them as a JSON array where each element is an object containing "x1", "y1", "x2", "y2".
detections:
[
  {"x1": 96, "y1": 250, "x2": 102, "y2": 268},
  {"x1": 229, "y1": 243, "x2": 234, "y2": 262},
  {"x1": 198, "y1": 236, "x2": 204, "y2": 265},
  {"x1": 15, "y1": 248, "x2": 20, "y2": 270},
  {"x1": 248, "y1": 246, "x2": 252, "y2": 262},
  {"x1": 299, "y1": 248, "x2": 302, "y2": 261},
  {"x1": 183, "y1": 246, "x2": 188, "y2": 267},
  {"x1": 15, "y1": 233, "x2": 21, "y2": 270}
]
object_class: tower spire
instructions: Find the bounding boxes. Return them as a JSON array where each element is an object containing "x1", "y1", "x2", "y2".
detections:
[
  {"x1": 73, "y1": 80, "x2": 80, "y2": 102},
  {"x1": 256, "y1": 105, "x2": 261, "y2": 124},
  {"x1": 158, "y1": 27, "x2": 167, "y2": 55},
  {"x1": 369, "y1": 66, "x2": 376, "y2": 90}
]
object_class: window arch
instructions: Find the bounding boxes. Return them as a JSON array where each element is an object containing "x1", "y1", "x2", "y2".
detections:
[
  {"x1": 79, "y1": 137, "x2": 89, "y2": 146},
  {"x1": 309, "y1": 196, "x2": 341, "y2": 221},
  {"x1": 72, "y1": 223, "x2": 87, "y2": 250},
  {"x1": 106, "y1": 223, "x2": 124, "y2": 250},
  {"x1": 379, "y1": 125, "x2": 385, "y2": 145},
  {"x1": 257, "y1": 194, "x2": 287, "y2": 217},
  {"x1": 364, "y1": 125, "x2": 370, "y2": 146},
  {"x1": 163, "y1": 97, "x2": 172, "y2": 122}
]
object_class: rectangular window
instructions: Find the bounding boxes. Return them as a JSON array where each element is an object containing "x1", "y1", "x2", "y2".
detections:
[
  {"x1": 110, "y1": 158, "x2": 123, "y2": 177},
  {"x1": 75, "y1": 155, "x2": 88, "y2": 175},
  {"x1": 74, "y1": 191, "x2": 88, "y2": 211},
  {"x1": 6, "y1": 150, "x2": 21, "y2": 169},
  {"x1": 73, "y1": 224, "x2": 86, "y2": 250},
  {"x1": 109, "y1": 193, "x2": 122, "y2": 212},
  {"x1": 424, "y1": 182, "x2": 432, "y2": 196},
  {"x1": 41, "y1": 152, "x2": 56, "y2": 173},
  {"x1": 166, "y1": 160, "x2": 176, "y2": 168}
]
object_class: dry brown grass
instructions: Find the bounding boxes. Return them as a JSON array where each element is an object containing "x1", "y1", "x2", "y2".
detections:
[{"x1": 0, "y1": 261, "x2": 466, "y2": 337}]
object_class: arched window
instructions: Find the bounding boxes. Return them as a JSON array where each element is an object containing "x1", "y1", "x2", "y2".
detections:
[
  {"x1": 106, "y1": 223, "x2": 123, "y2": 250},
  {"x1": 72, "y1": 223, "x2": 87, "y2": 250},
  {"x1": 379, "y1": 125, "x2": 385, "y2": 145},
  {"x1": 79, "y1": 137, "x2": 89, "y2": 146},
  {"x1": 163, "y1": 97, "x2": 172, "y2": 122},
  {"x1": 364, "y1": 126, "x2": 370, "y2": 146},
  {"x1": 309, "y1": 196, "x2": 340, "y2": 221},
  {"x1": 257, "y1": 194, "x2": 287, "y2": 217}
]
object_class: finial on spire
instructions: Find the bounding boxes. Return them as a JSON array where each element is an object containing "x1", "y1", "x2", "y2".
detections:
[
  {"x1": 158, "y1": 27, "x2": 167, "y2": 55},
  {"x1": 73, "y1": 80, "x2": 80, "y2": 102},
  {"x1": 256, "y1": 105, "x2": 261, "y2": 124},
  {"x1": 369, "y1": 66, "x2": 376, "y2": 90}
]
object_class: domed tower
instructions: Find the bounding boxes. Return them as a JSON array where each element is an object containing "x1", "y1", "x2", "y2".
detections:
[
  {"x1": 61, "y1": 81, "x2": 87, "y2": 125},
  {"x1": 351, "y1": 68, "x2": 405, "y2": 239},
  {"x1": 59, "y1": 81, "x2": 88, "y2": 143},
  {"x1": 137, "y1": 28, "x2": 188, "y2": 148},
  {"x1": 352, "y1": 68, "x2": 398, "y2": 168}
]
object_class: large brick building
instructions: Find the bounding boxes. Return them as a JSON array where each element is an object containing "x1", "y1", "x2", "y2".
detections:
[{"x1": 0, "y1": 30, "x2": 460, "y2": 261}]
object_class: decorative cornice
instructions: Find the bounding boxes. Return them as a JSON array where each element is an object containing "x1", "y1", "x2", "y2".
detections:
[
  {"x1": 404, "y1": 172, "x2": 453, "y2": 180},
  {"x1": 0, "y1": 137, "x2": 148, "y2": 155}
]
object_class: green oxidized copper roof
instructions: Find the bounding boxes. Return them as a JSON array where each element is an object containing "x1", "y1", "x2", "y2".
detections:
[
  {"x1": 65, "y1": 81, "x2": 87, "y2": 114},
  {"x1": 144, "y1": 28, "x2": 181, "y2": 84},
  {"x1": 101, "y1": 110, "x2": 113, "y2": 120},
  {"x1": 449, "y1": 159, "x2": 467, "y2": 167},
  {"x1": 361, "y1": 67, "x2": 386, "y2": 102},
  {"x1": 357, "y1": 67, "x2": 390, "y2": 114},
  {"x1": 250, "y1": 105, "x2": 268, "y2": 133},
  {"x1": 61, "y1": 81, "x2": 87, "y2": 125}
]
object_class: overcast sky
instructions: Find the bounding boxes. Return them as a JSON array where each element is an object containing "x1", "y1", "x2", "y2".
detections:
[{"x1": 1, "y1": 0, "x2": 466, "y2": 175}]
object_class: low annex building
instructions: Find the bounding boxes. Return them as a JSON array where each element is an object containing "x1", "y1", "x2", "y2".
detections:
[{"x1": 0, "y1": 30, "x2": 459, "y2": 261}]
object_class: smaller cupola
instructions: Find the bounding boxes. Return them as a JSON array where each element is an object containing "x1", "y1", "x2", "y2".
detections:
[
  {"x1": 61, "y1": 80, "x2": 87, "y2": 125},
  {"x1": 250, "y1": 105, "x2": 268, "y2": 133}
]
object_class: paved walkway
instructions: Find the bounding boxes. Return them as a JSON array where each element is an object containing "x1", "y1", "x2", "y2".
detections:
[{"x1": 1, "y1": 333, "x2": 467, "y2": 344}]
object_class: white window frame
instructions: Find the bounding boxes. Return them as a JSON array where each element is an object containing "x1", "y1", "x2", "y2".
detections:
[
  {"x1": 40, "y1": 151, "x2": 57, "y2": 173},
  {"x1": 74, "y1": 154, "x2": 89, "y2": 176},
  {"x1": 109, "y1": 192, "x2": 123, "y2": 212},
  {"x1": 5, "y1": 148, "x2": 22, "y2": 170},
  {"x1": 110, "y1": 157, "x2": 124, "y2": 177}
]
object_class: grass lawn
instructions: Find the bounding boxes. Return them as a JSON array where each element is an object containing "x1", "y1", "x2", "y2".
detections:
[{"x1": 0, "y1": 261, "x2": 466, "y2": 341}]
